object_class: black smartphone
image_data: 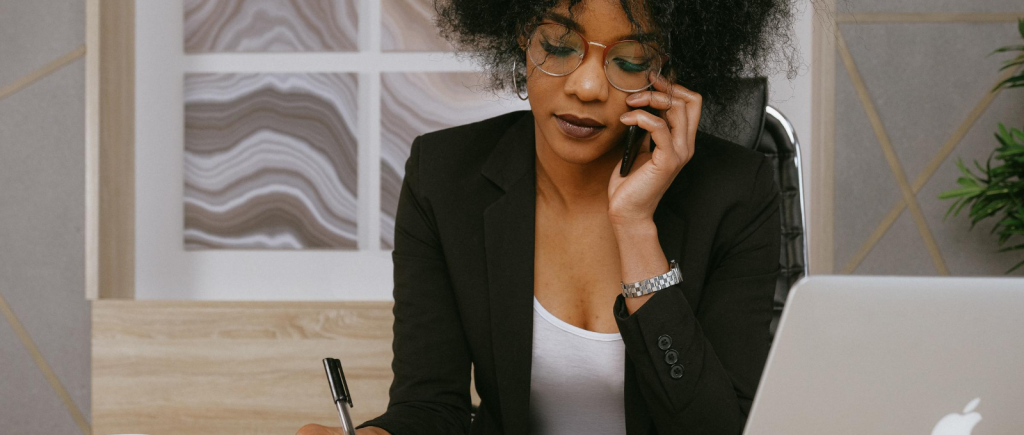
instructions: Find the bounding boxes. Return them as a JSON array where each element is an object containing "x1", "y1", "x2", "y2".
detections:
[{"x1": 619, "y1": 104, "x2": 658, "y2": 177}]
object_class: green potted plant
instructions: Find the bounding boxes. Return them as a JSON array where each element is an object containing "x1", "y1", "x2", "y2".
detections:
[{"x1": 939, "y1": 18, "x2": 1024, "y2": 273}]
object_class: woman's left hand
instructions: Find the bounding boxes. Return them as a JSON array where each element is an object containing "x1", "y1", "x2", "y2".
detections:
[{"x1": 608, "y1": 71, "x2": 702, "y2": 227}]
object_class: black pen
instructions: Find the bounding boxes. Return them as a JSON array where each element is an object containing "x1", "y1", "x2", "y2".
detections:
[{"x1": 323, "y1": 358, "x2": 355, "y2": 435}]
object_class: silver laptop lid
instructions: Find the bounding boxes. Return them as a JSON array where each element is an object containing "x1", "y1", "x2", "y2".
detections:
[{"x1": 744, "y1": 275, "x2": 1024, "y2": 435}]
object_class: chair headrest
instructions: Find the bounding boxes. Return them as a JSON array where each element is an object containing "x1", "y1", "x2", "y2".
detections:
[{"x1": 696, "y1": 77, "x2": 768, "y2": 150}]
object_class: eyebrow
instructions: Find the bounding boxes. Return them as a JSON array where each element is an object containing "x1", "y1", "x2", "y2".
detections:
[{"x1": 539, "y1": 11, "x2": 660, "y2": 42}]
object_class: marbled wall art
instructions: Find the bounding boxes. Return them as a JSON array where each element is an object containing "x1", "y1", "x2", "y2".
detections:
[
  {"x1": 184, "y1": 0, "x2": 358, "y2": 53},
  {"x1": 381, "y1": 0, "x2": 454, "y2": 52},
  {"x1": 380, "y1": 72, "x2": 530, "y2": 249},
  {"x1": 184, "y1": 73, "x2": 359, "y2": 249}
]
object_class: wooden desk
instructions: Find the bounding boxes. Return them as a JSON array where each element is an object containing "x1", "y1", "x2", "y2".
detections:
[{"x1": 92, "y1": 300, "x2": 476, "y2": 435}]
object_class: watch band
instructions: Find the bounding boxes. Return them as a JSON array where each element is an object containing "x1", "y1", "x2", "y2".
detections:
[{"x1": 621, "y1": 260, "x2": 682, "y2": 298}]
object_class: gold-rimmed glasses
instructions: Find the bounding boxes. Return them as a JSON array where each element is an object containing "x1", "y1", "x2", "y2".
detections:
[{"x1": 525, "y1": 22, "x2": 669, "y2": 93}]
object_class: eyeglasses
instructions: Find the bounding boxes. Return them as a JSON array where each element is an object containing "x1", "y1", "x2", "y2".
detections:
[{"x1": 526, "y1": 22, "x2": 669, "y2": 93}]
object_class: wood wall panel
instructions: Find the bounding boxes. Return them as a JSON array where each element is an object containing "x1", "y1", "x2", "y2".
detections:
[
  {"x1": 93, "y1": 301, "x2": 399, "y2": 435},
  {"x1": 810, "y1": 0, "x2": 836, "y2": 274},
  {"x1": 86, "y1": 0, "x2": 135, "y2": 300}
]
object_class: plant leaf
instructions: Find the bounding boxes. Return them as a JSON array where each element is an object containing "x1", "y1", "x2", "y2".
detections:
[
  {"x1": 997, "y1": 242, "x2": 1024, "y2": 252},
  {"x1": 992, "y1": 45, "x2": 1024, "y2": 53},
  {"x1": 956, "y1": 176, "x2": 981, "y2": 188},
  {"x1": 938, "y1": 187, "x2": 983, "y2": 199},
  {"x1": 954, "y1": 196, "x2": 973, "y2": 218},
  {"x1": 1007, "y1": 258, "x2": 1024, "y2": 274}
]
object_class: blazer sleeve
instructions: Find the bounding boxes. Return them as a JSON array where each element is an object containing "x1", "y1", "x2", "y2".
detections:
[
  {"x1": 357, "y1": 135, "x2": 473, "y2": 435},
  {"x1": 613, "y1": 154, "x2": 781, "y2": 434}
]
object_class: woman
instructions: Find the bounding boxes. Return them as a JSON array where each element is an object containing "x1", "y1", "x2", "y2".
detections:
[{"x1": 300, "y1": 0, "x2": 797, "y2": 433}]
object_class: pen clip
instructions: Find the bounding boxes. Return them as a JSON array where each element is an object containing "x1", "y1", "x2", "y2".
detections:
[{"x1": 323, "y1": 357, "x2": 354, "y2": 408}]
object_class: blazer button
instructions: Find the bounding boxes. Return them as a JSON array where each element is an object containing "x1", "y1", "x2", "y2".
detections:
[
  {"x1": 670, "y1": 364, "x2": 684, "y2": 379},
  {"x1": 657, "y1": 334, "x2": 672, "y2": 350},
  {"x1": 664, "y1": 349, "x2": 679, "y2": 365}
]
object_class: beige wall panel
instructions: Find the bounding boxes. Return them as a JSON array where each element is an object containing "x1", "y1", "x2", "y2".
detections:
[
  {"x1": 839, "y1": 22, "x2": 1022, "y2": 183},
  {"x1": 832, "y1": 53, "x2": 903, "y2": 272},
  {"x1": 855, "y1": 211, "x2": 937, "y2": 275},
  {"x1": 0, "y1": 58, "x2": 91, "y2": 430},
  {"x1": 0, "y1": 318, "x2": 83, "y2": 434},
  {"x1": 93, "y1": 301, "x2": 398, "y2": 435},
  {"x1": 830, "y1": 17, "x2": 1024, "y2": 275},
  {"x1": 838, "y1": 0, "x2": 1024, "y2": 14},
  {"x1": 0, "y1": 0, "x2": 84, "y2": 88}
]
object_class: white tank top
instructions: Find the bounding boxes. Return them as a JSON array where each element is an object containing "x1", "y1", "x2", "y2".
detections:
[{"x1": 528, "y1": 296, "x2": 627, "y2": 435}]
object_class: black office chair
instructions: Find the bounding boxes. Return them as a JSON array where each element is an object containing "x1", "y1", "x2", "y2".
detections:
[{"x1": 698, "y1": 76, "x2": 809, "y2": 339}]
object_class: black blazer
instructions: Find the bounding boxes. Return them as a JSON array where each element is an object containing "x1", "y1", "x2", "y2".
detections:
[{"x1": 359, "y1": 110, "x2": 781, "y2": 435}]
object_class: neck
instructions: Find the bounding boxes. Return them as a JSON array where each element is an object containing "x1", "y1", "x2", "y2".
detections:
[{"x1": 534, "y1": 123, "x2": 622, "y2": 213}]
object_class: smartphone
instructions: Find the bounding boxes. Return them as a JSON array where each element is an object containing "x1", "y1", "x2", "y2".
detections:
[{"x1": 619, "y1": 104, "x2": 658, "y2": 177}]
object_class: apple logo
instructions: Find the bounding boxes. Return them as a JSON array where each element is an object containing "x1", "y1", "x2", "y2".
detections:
[{"x1": 931, "y1": 397, "x2": 982, "y2": 435}]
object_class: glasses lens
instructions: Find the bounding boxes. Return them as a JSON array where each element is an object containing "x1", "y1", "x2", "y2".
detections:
[
  {"x1": 606, "y1": 41, "x2": 662, "y2": 91},
  {"x1": 528, "y1": 24, "x2": 584, "y2": 75}
]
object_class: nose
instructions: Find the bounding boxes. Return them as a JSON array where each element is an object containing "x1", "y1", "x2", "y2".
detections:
[{"x1": 563, "y1": 42, "x2": 609, "y2": 102}]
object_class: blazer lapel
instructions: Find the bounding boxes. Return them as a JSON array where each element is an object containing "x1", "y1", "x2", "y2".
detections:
[{"x1": 481, "y1": 111, "x2": 537, "y2": 435}]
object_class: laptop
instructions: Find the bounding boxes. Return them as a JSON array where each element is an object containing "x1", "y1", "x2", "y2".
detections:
[{"x1": 743, "y1": 275, "x2": 1024, "y2": 435}]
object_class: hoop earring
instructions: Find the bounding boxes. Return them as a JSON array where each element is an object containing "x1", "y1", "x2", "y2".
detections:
[{"x1": 512, "y1": 59, "x2": 529, "y2": 101}]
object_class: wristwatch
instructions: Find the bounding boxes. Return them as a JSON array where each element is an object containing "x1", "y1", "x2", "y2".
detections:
[{"x1": 621, "y1": 260, "x2": 682, "y2": 298}]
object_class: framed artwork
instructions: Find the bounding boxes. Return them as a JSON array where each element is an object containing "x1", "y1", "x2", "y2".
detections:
[{"x1": 89, "y1": 0, "x2": 529, "y2": 300}]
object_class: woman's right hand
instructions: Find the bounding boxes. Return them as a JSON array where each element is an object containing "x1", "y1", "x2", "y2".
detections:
[{"x1": 295, "y1": 424, "x2": 391, "y2": 435}]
